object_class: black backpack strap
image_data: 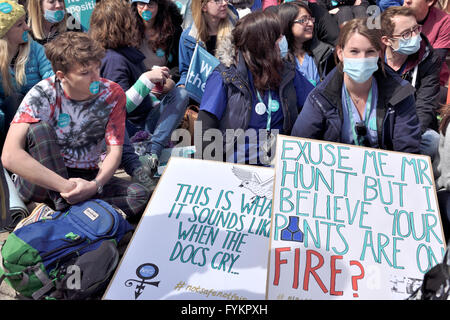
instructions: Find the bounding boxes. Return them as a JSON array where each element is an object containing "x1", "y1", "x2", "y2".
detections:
[
  {"x1": 0, "y1": 166, "x2": 11, "y2": 230},
  {"x1": 30, "y1": 265, "x2": 54, "y2": 300}
]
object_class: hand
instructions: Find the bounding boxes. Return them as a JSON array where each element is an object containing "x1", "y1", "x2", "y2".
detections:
[
  {"x1": 163, "y1": 78, "x2": 175, "y2": 94},
  {"x1": 60, "y1": 179, "x2": 77, "y2": 194},
  {"x1": 143, "y1": 67, "x2": 170, "y2": 86},
  {"x1": 60, "y1": 177, "x2": 97, "y2": 204}
]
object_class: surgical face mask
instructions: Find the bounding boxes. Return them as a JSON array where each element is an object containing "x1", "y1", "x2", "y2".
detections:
[
  {"x1": 43, "y1": 9, "x2": 65, "y2": 24},
  {"x1": 343, "y1": 56, "x2": 379, "y2": 83},
  {"x1": 393, "y1": 35, "x2": 421, "y2": 55}
]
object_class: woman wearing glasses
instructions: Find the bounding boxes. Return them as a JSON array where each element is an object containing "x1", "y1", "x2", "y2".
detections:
[
  {"x1": 177, "y1": 0, "x2": 238, "y2": 89},
  {"x1": 197, "y1": 10, "x2": 314, "y2": 165},
  {"x1": 380, "y1": 6, "x2": 442, "y2": 160},
  {"x1": 278, "y1": 1, "x2": 335, "y2": 87},
  {"x1": 291, "y1": 18, "x2": 421, "y2": 154}
]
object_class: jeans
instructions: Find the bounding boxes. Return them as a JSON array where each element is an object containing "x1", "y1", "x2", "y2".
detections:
[
  {"x1": 146, "y1": 86, "x2": 189, "y2": 157},
  {"x1": 121, "y1": 104, "x2": 162, "y2": 175},
  {"x1": 121, "y1": 86, "x2": 189, "y2": 172}
]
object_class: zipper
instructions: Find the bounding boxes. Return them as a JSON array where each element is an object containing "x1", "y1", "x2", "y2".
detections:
[
  {"x1": 49, "y1": 235, "x2": 114, "y2": 269},
  {"x1": 381, "y1": 106, "x2": 394, "y2": 148},
  {"x1": 40, "y1": 236, "x2": 87, "y2": 260}
]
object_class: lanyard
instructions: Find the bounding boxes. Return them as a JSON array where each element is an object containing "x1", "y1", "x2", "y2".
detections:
[
  {"x1": 256, "y1": 90, "x2": 279, "y2": 132},
  {"x1": 344, "y1": 84, "x2": 373, "y2": 146}
]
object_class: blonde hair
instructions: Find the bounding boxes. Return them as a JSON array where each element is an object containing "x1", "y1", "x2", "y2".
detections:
[
  {"x1": 191, "y1": 0, "x2": 234, "y2": 45},
  {"x1": 0, "y1": 38, "x2": 30, "y2": 97},
  {"x1": 27, "y1": 0, "x2": 67, "y2": 41}
]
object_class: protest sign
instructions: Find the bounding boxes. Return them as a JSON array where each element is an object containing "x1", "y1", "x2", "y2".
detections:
[
  {"x1": 185, "y1": 43, "x2": 220, "y2": 103},
  {"x1": 267, "y1": 135, "x2": 446, "y2": 300},
  {"x1": 64, "y1": 0, "x2": 95, "y2": 31},
  {"x1": 103, "y1": 157, "x2": 273, "y2": 300}
]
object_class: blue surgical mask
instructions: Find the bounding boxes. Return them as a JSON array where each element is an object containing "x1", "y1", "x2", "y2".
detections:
[
  {"x1": 394, "y1": 35, "x2": 421, "y2": 55},
  {"x1": 44, "y1": 9, "x2": 65, "y2": 24},
  {"x1": 343, "y1": 57, "x2": 379, "y2": 83}
]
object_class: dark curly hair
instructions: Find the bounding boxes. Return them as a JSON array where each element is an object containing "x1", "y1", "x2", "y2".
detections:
[
  {"x1": 89, "y1": 0, "x2": 141, "y2": 49},
  {"x1": 131, "y1": 0, "x2": 183, "y2": 54}
]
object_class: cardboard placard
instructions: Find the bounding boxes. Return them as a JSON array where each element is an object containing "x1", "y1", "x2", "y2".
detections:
[
  {"x1": 267, "y1": 135, "x2": 446, "y2": 300},
  {"x1": 104, "y1": 158, "x2": 273, "y2": 300}
]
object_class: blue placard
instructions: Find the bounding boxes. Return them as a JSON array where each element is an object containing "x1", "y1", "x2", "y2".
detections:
[
  {"x1": 64, "y1": 0, "x2": 95, "y2": 31},
  {"x1": 185, "y1": 43, "x2": 220, "y2": 103}
]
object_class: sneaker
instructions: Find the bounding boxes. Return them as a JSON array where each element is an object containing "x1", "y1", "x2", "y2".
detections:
[
  {"x1": 132, "y1": 166, "x2": 157, "y2": 191},
  {"x1": 139, "y1": 153, "x2": 159, "y2": 177}
]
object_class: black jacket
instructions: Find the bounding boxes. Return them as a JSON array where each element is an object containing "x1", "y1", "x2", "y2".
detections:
[
  {"x1": 385, "y1": 34, "x2": 441, "y2": 134},
  {"x1": 292, "y1": 66, "x2": 422, "y2": 154}
]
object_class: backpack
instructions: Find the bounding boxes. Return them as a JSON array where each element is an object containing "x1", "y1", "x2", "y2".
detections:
[
  {"x1": 408, "y1": 245, "x2": 450, "y2": 300},
  {"x1": 0, "y1": 199, "x2": 133, "y2": 300}
]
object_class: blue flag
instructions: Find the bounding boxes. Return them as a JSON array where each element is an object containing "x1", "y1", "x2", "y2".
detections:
[{"x1": 185, "y1": 43, "x2": 220, "y2": 103}]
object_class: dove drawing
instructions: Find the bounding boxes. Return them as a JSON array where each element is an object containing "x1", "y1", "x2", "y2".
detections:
[{"x1": 232, "y1": 167, "x2": 274, "y2": 201}]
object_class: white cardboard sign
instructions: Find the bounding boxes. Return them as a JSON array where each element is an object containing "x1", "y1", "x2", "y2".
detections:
[
  {"x1": 267, "y1": 135, "x2": 446, "y2": 300},
  {"x1": 104, "y1": 157, "x2": 273, "y2": 300}
]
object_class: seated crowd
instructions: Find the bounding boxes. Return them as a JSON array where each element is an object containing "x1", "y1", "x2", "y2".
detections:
[{"x1": 0, "y1": 0, "x2": 449, "y2": 233}]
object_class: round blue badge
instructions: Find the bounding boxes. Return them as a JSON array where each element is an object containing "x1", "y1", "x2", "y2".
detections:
[
  {"x1": 22, "y1": 31, "x2": 28, "y2": 42},
  {"x1": 57, "y1": 113, "x2": 70, "y2": 128},
  {"x1": 168, "y1": 53, "x2": 173, "y2": 63},
  {"x1": 89, "y1": 81, "x2": 100, "y2": 94},
  {"x1": 136, "y1": 263, "x2": 159, "y2": 280},
  {"x1": 269, "y1": 99, "x2": 280, "y2": 112},
  {"x1": 142, "y1": 10, "x2": 152, "y2": 21},
  {"x1": 0, "y1": 2, "x2": 12, "y2": 14},
  {"x1": 156, "y1": 48, "x2": 165, "y2": 57},
  {"x1": 54, "y1": 10, "x2": 64, "y2": 22}
]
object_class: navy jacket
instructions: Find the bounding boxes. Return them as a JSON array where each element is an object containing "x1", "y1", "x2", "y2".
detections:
[
  {"x1": 291, "y1": 66, "x2": 422, "y2": 154},
  {"x1": 215, "y1": 52, "x2": 313, "y2": 136},
  {"x1": 100, "y1": 47, "x2": 152, "y2": 126}
]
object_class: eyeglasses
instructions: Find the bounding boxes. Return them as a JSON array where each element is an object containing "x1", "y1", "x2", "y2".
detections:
[
  {"x1": 355, "y1": 122, "x2": 371, "y2": 147},
  {"x1": 136, "y1": 1, "x2": 157, "y2": 8},
  {"x1": 293, "y1": 16, "x2": 315, "y2": 26},
  {"x1": 209, "y1": 0, "x2": 228, "y2": 4},
  {"x1": 390, "y1": 24, "x2": 422, "y2": 40}
]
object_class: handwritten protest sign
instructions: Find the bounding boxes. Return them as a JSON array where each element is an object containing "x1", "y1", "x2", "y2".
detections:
[
  {"x1": 267, "y1": 135, "x2": 446, "y2": 300},
  {"x1": 64, "y1": 0, "x2": 95, "y2": 31},
  {"x1": 103, "y1": 157, "x2": 273, "y2": 300},
  {"x1": 185, "y1": 43, "x2": 220, "y2": 103}
]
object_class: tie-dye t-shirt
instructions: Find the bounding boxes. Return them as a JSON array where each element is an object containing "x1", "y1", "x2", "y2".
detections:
[{"x1": 13, "y1": 76, "x2": 126, "y2": 169}]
